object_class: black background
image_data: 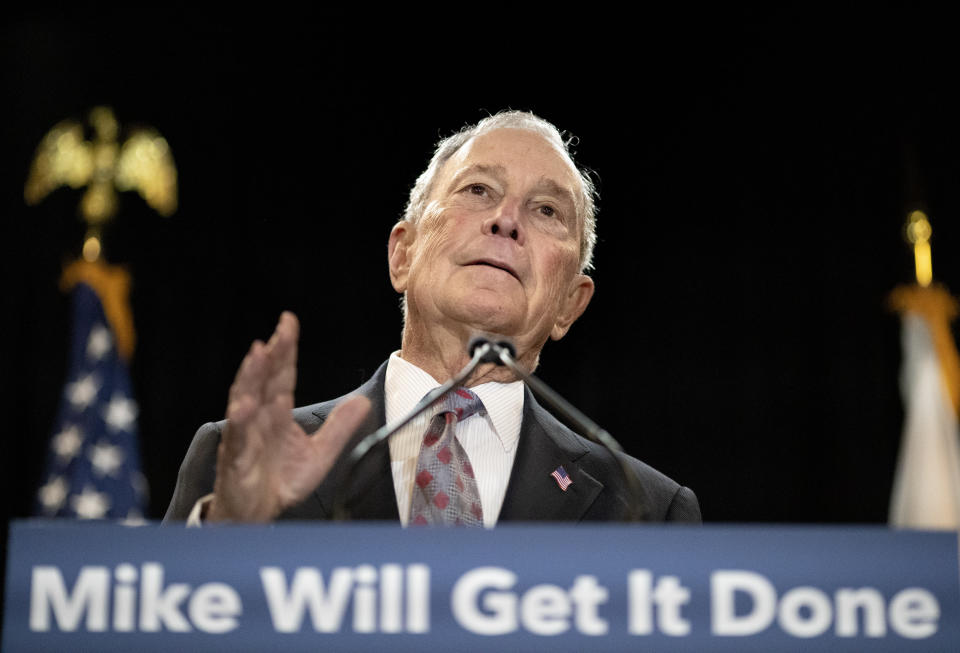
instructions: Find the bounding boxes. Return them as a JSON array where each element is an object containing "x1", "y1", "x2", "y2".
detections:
[{"x1": 4, "y1": 9, "x2": 960, "y2": 530}]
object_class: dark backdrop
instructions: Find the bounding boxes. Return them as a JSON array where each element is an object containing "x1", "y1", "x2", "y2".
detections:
[{"x1": 4, "y1": 10, "x2": 959, "y2": 528}]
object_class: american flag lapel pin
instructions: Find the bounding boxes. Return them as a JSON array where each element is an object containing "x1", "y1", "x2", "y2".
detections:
[{"x1": 550, "y1": 465, "x2": 573, "y2": 491}]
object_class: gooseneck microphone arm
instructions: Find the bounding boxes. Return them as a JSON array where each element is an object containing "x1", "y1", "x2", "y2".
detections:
[
  {"x1": 488, "y1": 340, "x2": 649, "y2": 522},
  {"x1": 332, "y1": 341, "x2": 499, "y2": 520}
]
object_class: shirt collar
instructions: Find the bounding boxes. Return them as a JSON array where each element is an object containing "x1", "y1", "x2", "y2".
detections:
[{"x1": 385, "y1": 351, "x2": 524, "y2": 452}]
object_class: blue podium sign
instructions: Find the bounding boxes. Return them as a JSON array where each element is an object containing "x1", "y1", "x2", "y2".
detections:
[{"x1": 4, "y1": 520, "x2": 958, "y2": 651}]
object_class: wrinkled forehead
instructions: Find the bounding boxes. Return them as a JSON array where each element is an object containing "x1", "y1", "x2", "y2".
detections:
[{"x1": 435, "y1": 128, "x2": 582, "y2": 202}]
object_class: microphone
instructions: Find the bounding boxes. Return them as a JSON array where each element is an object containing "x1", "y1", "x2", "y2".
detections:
[
  {"x1": 468, "y1": 335, "x2": 515, "y2": 363},
  {"x1": 486, "y1": 340, "x2": 650, "y2": 522},
  {"x1": 332, "y1": 338, "x2": 499, "y2": 519}
]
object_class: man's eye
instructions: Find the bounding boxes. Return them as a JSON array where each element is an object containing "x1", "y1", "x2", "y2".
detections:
[
  {"x1": 468, "y1": 184, "x2": 487, "y2": 196},
  {"x1": 539, "y1": 205, "x2": 556, "y2": 217}
]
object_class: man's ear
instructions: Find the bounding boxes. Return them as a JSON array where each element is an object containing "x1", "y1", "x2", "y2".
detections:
[
  {"x1": 550, "y1": 274, "x2": 595, "y2": 341},
  {"x1": 388, "y1": 221, "x2": 415, "y2": 293}
]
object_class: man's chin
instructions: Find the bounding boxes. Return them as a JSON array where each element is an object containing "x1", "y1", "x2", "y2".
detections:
[{"x1": 446, "y1": 300, "x2": 523, "y2": 339}]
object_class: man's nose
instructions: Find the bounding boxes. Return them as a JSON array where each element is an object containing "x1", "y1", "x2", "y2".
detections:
[{"x1": 482, "y1": 199, "x2": 525, "y2": 244}]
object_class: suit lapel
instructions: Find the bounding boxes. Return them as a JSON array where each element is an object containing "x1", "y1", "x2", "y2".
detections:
[
  {"x1": 307, "y1": 362, "x2": 401, "y2": 522},
  {"x1": 497, "y1": 389, "x2": 605, "y2": 522},
  {"x1": 291, "y1": 366, "x2": 609, "y2": 524}
]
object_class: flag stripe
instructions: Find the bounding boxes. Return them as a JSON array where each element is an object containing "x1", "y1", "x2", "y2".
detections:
[{"x1": 551, "y1": 466, "x2": 573, "y2": 491}]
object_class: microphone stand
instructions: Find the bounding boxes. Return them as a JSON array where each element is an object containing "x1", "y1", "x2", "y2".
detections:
[
  {"x1": 331, "y1": 341, "x2": 498, "y2": 520},
  {"x1": 489, "y1": 341, "x2": 650, "y2": 522}
]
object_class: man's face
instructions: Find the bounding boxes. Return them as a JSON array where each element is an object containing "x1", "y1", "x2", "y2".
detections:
[{"x1": 389, "y1": 128, "x2": 594, "y2": 353}]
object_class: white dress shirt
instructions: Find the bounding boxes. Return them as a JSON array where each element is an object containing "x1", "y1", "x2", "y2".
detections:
[
  {"x1": 188, "y1": 353, "x2": 524, "y2": 527},
  {"x1": 385, "y1": 352, "x2": 523, "y2": 528}
]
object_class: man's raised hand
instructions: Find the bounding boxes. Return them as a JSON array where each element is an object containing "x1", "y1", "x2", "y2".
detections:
[{"x1": 207, "y1": 312, "x2": 370, "y2": 522}]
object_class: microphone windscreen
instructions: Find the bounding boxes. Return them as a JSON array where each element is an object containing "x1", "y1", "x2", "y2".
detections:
[
  {"x1": 495, "y1": 340, "x2": 517, "y2": 359},
  {"x1": 468, "y1": 336, "x2": 493, "y2": 359}
]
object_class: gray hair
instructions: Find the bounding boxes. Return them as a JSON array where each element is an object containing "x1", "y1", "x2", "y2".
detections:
[{"x1": 403, "y1": 110, "x2": 598, "y2": 272}]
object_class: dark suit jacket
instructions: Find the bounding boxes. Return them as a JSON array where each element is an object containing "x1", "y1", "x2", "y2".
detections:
[{"x1": 164, "y1": 362, "x2": 701, "y2": 523}]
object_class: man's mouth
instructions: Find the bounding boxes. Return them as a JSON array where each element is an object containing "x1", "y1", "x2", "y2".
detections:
[{"x1": 467, "y1": 259, "x2": 520, "y2": 281}]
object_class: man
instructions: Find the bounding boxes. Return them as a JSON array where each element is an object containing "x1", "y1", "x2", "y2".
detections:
[{"x1": 164, "y1": 111, "x2": 700, "y2": 525}]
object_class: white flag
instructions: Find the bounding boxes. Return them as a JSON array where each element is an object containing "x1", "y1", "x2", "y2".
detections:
[{"x1": 889, "y1": 312, "x2": 960, "y2": 529}]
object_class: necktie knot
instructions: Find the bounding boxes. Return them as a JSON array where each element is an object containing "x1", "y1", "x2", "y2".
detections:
[{"x1": 435, "y1": 387, "x2": 485, "y2": 424}]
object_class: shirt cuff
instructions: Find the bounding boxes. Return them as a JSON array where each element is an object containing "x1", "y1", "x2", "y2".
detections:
[{"x1": 186, "y1": 493, "x2": 215, "y2": 527}]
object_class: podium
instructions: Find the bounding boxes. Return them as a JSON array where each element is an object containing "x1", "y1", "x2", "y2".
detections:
[{"x1": 4, "y1": 520, "x2": 958, "y2": 651}]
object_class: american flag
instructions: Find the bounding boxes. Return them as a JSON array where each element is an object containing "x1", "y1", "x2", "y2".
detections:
[
  {"x1": 550, "y1": 465, "x2": 573, "y2": 491},
  {"x1": 34, "y1": 282, "x2": 147, "y2": 520}
]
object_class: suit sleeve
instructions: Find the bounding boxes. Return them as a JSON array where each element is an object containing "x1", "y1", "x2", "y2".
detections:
[
  {"x1": 664, "y1": 485, "x2": 702, "y2": 523},
  {"x1": 162, "y1": 421, "x2": 222, "y2": 522}
]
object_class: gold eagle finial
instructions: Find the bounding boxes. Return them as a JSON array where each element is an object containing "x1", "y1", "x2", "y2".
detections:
[{"x1": 24, "y1": 106, "x2": 177, "y2": 261}]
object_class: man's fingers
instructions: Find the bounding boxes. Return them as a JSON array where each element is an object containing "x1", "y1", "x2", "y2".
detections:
[
  {"x1": 224, "y1": 341, "x2": 267, "y2": 452},
  {"x1": 265, "y1": 311, "x2": 296, "y2": 347},
  {"x1": 226, "y1": 311, "x2": 298, "y2": 416},
  {"x1": 222, "y1": 393, "x2": 258, "y2": 458},
  {"x1": 263, "y1": 312, "x2": 299, "y2": 401},
  {"x1": 306, "y1": 395, "x2": 371, "y2": 485},
  {"x1": 228, "y1": 340, "x2": 266, "y2": 406}
]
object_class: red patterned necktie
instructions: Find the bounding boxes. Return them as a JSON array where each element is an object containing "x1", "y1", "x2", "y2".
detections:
[{"x1": 409, "y1": 388, "x2": 485, "y2": 527}]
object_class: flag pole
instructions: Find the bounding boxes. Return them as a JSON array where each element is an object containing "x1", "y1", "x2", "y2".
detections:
[{"x1": 889, "y1": 208, "x2": 960, "y2": 529}]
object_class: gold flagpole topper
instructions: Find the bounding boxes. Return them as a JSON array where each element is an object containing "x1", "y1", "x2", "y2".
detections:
[
  {"x1": 23, "y1": 106, "x2": 178, "y2": 359},
  {"x1": 24, "y1": 106, "x2": 178, "y2": 262},
  {"x1": 905, "y1": 210, "x2": 933, "y2": 288}
]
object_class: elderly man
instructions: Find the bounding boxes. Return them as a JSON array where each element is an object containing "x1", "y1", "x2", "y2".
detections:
[{"x1": 164, "y1": 111, "x2": 700, "y2": 525}]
